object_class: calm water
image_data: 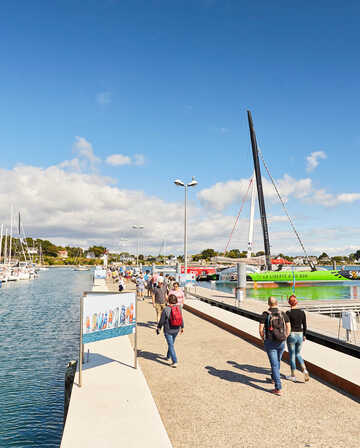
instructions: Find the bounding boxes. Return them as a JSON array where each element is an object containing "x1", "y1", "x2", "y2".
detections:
[
  {"x1": 0, "y1": 269, "x2": 92, "y2": 448},
  {"x1": 201, "y1": 280, "x2": 360, "y2": 302}
]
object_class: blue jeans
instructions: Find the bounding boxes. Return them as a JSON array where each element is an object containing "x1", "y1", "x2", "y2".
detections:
[
  {"x1": 264, "y1": 339, "x2": 285, "y2": 390},
  {"x1": 165, "y1": 332, "x2": 179, "y2": 363},
  {"x1": 287, "y1": 332, "x2": 305, "y2": 371}
]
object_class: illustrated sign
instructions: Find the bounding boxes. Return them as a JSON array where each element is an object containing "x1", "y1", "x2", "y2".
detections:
[
  {"x1": 177, "y1": 272, "x2": 196, "y2": 287},
  {"x1": 94, "y1": 269, "x2": 107, "y2": 279},
  {"x1": 82, "y1": 292, "x2": 136, "y2": 344}
]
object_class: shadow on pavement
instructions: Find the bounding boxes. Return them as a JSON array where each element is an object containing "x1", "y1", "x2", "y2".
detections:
[
  {"x1": 205, "y1": 365, "x2": 271, "y2": 393},
  {"x1": 82, "y1": 352, "x2": 134, "y2": 371},
  {"x1": 138, "y1": 350, "x2": 170, "y2": 366},
  {"x1": 137, "y1": 320, "x2": 157, "y2": 329},
  {"x1": 227, "y1": 361, "x2": 271, "y2": 375}
]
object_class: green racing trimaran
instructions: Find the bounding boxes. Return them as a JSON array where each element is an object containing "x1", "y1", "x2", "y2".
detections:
[{"x1": 244, "y1": 111, "x2": 358, "y2": 284}]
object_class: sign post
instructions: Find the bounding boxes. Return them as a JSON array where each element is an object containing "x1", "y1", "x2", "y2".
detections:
[{"x1": 79, "y1": 291, "x2": 137, "y2": 387}]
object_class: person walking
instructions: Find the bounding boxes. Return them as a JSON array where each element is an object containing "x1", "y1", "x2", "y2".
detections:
[
  {"x1": 118, "y1": 275, "x2": 125, "y2": 292},
  {"x1": 286, "y1": 295, "x2": 309, "y2": 382},
  {"x1": 157, "y1": 294, "x2": 184, "y2": 367},
  {"x1": 168, "y1": 282, "x2": 185, "y2": 307},
  {"x1": 259, "y1": 297, "x2": 291, "y2": 396},
  {"x1": 152, "y1": 276, "x2": 168, "y2": 322},
  {"x1": 136, "y1": 274, "x2": 146, "y2": 300}
]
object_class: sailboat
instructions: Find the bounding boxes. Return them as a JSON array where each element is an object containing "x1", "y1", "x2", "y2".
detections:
[
  {"x1": 73, "y1": 248, "x2": 90, "y2": 271},
  {"x1": 244, "y1": 111, "x2": 358, "y2": 285}
]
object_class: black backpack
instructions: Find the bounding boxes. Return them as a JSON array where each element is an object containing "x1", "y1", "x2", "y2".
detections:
[{"x1": 266, "y1": 311, "x2": 286, "y2": 341}]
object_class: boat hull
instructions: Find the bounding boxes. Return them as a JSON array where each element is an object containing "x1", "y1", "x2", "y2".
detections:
[{"x1": 247, "y1": 269, "x2": 358, "y2": 283}]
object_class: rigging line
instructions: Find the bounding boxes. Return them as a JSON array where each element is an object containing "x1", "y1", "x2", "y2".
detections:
[
  {"x1": 257, "y1": 146, "x2": 315, "y2": 270},
  {"x1": 224, "y1": 177, "x2": 253, "y2": 255}
]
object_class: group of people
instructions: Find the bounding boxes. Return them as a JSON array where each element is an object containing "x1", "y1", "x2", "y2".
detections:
[
  {"x1": 259, "y1": 295, "x2": 309, "y2": 395},
  {"x1": 133, "y1": 270, "x2": 185, "y2": 368},
  {"x1": 111, "y1": 266, "x2": 309, "y2": 389}
]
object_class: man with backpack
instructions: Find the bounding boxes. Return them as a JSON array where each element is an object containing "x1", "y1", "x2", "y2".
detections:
[
  {"x1": 156, "y1": 294, "x2": 184, "y2": 367},
  {"x1": 259, "y1": 297, "x2": 291, "y2": 395},
  {"x1": 152, "y1": 276, "x2": 168, "y2": 322}
]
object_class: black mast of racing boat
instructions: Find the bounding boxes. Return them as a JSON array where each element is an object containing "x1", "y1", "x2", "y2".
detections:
[{"x1": 247, "y1": 110, "x2": 272, "y2": 271}]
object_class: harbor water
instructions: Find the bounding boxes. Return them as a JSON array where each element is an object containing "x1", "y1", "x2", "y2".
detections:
[
  {"x1": 201, "y1": 280, "x2": 360, "y2": 301},
  {"x1": 0, "y1": 268, "x2": 92, "y2": 448}
]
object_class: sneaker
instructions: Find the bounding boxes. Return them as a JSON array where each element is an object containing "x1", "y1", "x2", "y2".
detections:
[
  {"x1": 171, "y1": 362, "x2": 178, "y2": 368},
  {"x1": 304, "y1": 370, "x2": 310, "y2": 382},
  {"x1": 271, "y1": 389, "x2": 282, "y2": 396},
  {"x1": 286, "y1": 375, "x2": 297, "y2": 382}
]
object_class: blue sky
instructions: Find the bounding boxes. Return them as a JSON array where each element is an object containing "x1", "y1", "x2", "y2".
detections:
[{"x1": 1, "y1": 0, "x2": 360, "y2": 255}]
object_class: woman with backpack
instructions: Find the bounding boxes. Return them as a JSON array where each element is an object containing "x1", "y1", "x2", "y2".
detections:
[
  {"x1": 286, "y1": 295, "x2": 309, "y2": 382},
  {"x1": 156, "y1": 294, "x2": 184, "y2": 368}
]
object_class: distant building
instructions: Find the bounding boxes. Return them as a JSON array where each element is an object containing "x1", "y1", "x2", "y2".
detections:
[
  {"x1": 28, "y1": 247, "x2": 38, "y2": 255},
  {"x1": 57, "y1": 250, "x2": 68, "y2": 259},
  {"x1": 86, "y1": 251, "x2": 95, "y2": 259},
  {"x1": 293, "y1": 257, "x2": 304, "y2": 265},
  {"x1": 318, "y1": 257, "x2": 331, "y2": 264}
]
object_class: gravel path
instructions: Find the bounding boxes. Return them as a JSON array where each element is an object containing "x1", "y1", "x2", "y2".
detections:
[{"x1": 135, "y1": 297, "x2": 359, "y2": 448}]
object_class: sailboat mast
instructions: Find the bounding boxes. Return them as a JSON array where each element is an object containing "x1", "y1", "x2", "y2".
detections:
[
  {"x1": 0, "y1": 224, "x2": 3, "y2": 264},
  {"x1": 247, "y1": 111, "x2": 272, "y2": 271},
  {"x1": 9, "y1": 206, "x2": 13, "y2": 265},
  {"x1": 247, "y1": 172, "x2": 256, "y2": 258}
]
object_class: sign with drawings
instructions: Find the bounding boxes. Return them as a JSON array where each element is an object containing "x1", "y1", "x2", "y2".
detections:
[
  {"x1": 82, "y1": 292, "x2": 136, "y2": 343},
  {"x1": 79, "y1": 291, "x2": 138, "y2": 386}
]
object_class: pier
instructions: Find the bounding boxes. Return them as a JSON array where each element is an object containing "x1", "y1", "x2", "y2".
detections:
[
  {"x1": 60, "y1": 278, "x2": 172, "y2": 448},
  {"x1": 62, "y1": 279, "x2": 360, "y2": 448}
]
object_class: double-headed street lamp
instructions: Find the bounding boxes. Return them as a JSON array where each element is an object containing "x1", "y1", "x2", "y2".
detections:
[
  {"x1": 174, "y1": 177, "x2": 198, "y2": 291},
  {"x1": 132, "y1": 225, "x2": 144, "y2": 267}
]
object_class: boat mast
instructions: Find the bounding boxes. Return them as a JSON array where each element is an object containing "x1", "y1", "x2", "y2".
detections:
[
  {"x1": 247, "y1": 172, "x2": 256, "y2": 258},
  {"x1": 9, "y1": 206, "x2": 13, "y2": 265},
  {"x1": 247, "y1": 111, "x2": 272, "y2": 271},
  {"x1": 0, "y1": 224, "x2": 3, "y2": 264},
  {"x1": 4, "y1": 228, "x2": 8, "y2": 265}
]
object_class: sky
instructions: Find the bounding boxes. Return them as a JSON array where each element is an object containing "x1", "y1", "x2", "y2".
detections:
[{"x1": 1, "y1": 0, "x2": 360, "y2": 256}]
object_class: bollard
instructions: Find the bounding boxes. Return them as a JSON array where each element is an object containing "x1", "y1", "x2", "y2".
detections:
[{"x1": 235, "y1": 263, "x2": 246, "y2": 306}]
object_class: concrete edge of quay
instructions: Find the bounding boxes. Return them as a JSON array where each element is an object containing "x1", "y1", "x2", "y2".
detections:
[
  {"x1": 184, "y1": 299, "x2": 360, "y2": 401},
  {"x1": 60, "y1": 277, "x2": 173, "y2": 448}
]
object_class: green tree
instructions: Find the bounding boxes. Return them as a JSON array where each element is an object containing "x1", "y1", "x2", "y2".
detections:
[
  {"x1": 87, "y1": 246, "x2": 106, "y2": 258},
  {"x1": 200, "y1": 248, "x2": 218, "y2": 259},
  {"x1": 318, "y1": 252, "x2": 329, "y2": 259}
]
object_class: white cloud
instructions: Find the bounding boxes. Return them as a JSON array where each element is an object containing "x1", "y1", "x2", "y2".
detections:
[
  {"x1": 106, "y1": 154, "x2": 132, "y2": 166},
  {"x1": 307, "y1": 190, "x2": 360, "y2": 207},
  {"x1": 306, "y1": 150, "x2": 327, "y2": 172},
  {"x1": 1, "y1": 158, "x2": 359, "y2": 256},
  {"x1": 198, "y1": 173, "x2": 360, "y2": 210},
  {"x1": 216, "y1": 127, "x2": 229, "y2": 134},
  {"x1": 96, "y1": 91, "x2": 111, "y2": 105},
  {"x1": 134, "y1": 154, "x2": 145, "y2": 166},
  {"x1": 105, "y1": 153, "x2": 145, "y2": 167},
  {"x1": 73, "y1": 136, "x2": 101, "y2": 166},
  {"x1": 198, "y1": 175, "x2": 312, "y2": 211}
]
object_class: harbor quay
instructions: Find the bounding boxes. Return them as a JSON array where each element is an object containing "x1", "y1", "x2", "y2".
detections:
[{"x1": 62, "y1": 276, "x2": 360, "y2": 448}]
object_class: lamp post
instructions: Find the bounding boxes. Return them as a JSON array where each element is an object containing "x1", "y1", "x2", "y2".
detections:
[
  {"x1": 132, "y1": 225, "x2": 144, "y2": 267},
  {"x1": 174, "y1": 177, "x2": 198, "y2": 295}
]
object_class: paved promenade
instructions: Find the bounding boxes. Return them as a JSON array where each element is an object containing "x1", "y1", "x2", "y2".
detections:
[
  {"x1": 61, "y1": 278, "x2": 172, "y2": 448},
  {"x1": 134, "y1": 295, "x2": 359, "y2": 448}
]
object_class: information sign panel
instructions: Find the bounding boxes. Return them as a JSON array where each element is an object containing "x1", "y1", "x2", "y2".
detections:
[
  {"x1": 79, "y1": 291, "x2": 138, "y2": 386},
  {"x1": 82, "y1": 292, "x2": 136, "y2": 343}
]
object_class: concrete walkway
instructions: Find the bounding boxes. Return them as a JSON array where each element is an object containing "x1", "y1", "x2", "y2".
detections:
[
  {"x1": 61, "y1": 279, "x2": 172, "y2": 448},
  {"x1": 135, "y1": 297, "x2": 360, "y2": 448}
]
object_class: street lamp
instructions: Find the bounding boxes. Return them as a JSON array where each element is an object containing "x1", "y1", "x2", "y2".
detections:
[
  {"x1": 174, "y1": 177, "x2": 198, "y2": 294},
  {"x1": 132, "y1": 225, "x2": 144, "y2": 267}
]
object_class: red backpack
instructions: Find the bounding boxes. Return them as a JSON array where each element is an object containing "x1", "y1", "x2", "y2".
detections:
[{"x1": 169, "y1": 305, "x2": 183, "y2": 327}]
